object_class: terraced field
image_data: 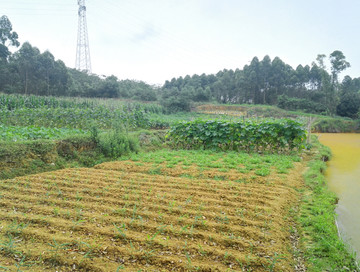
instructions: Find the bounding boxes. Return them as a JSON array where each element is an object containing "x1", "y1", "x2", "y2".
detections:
[{"x1": 0, "y1": 150, "x2": 304, "y2": 271}]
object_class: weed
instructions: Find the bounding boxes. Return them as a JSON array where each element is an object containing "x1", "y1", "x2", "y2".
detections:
[
  {"x1": 53, "y1": 207, "x2": 60, "y2": 216},
  {"x1": 15, "y1": 254, "x2": 34, "y2": 271},
  {"x1": 47, "y1": 239, "x2": 70, "y2": 265},
  {"x1": 254, "y1": 168, "x2": 270, "y2": 177},
  {"x1": 5, "y1": 220, "x2": 29, "y2": 236},
  {"x1": 262, "y1": 252, "x2": 285, "y2": 272},
  {"x1": 79, "y1": 242, "x2": 97, "y2": 263},
  {"x1": 75, "y1": 191, "x2": 83, "y2": 201},
  {"x1": 113, "y1": 223, "x2": 127, "y2": 240},
  {"x1": 198, "y1": 244, "x2": 207, "y2": 256},
  {"x1": 0, "y1": 234, "x2": 19, "y2": 256}
]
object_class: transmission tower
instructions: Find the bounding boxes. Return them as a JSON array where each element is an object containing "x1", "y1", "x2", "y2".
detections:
[{"x1": 75, "y1": 0, "x2": 92, "y2": 73}]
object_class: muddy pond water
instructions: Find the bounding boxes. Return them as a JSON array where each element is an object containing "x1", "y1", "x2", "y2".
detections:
[{"x1": 318, "y1": 133, "x2": 360, "y2": 260}]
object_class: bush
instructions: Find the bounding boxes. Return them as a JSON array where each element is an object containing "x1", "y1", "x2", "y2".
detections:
[
  {"x1": 313, "y1": 118, "x2": 359, "y2": 133},
  {"x1": 98, "y1": 127, "x2": 139, "y2": 158},
  {"x1": 278, "y1": 95, "x2": 327, "y2": 114}
]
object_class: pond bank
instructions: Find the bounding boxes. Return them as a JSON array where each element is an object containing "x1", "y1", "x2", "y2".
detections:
[
  {"x1": 298, "y1": 137, "x2": 359, "y2": 271},
  {"x1": 318, "y1": 133, "x2": 360, "y2": 263}
]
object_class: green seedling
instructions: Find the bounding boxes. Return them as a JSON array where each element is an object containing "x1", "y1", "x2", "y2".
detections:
[{"x1": 113, "y1": 223, "x2": 127, "y2": 240}]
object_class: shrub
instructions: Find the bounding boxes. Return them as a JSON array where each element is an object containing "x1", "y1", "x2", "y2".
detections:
[
  {"x1": 98, "y1": 127, "x2": 139, "y2": 158},
  {"x1": 277, "y1": 94, "x2": 327, "y2": 114}
]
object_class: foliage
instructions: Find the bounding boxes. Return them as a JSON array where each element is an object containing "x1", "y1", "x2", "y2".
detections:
[
  {"x1": 0, "y1": 125, "x2": 85, "y2": 141},
  {"x1": 0, "y1": 93, "x2": 95, "y2": 110},
  {"x1": 166, "y1": 119, "x2": 306, "y2": 153},
  {"x1": 0, "y1": 15, "x2": 19, "y2": 61},
  {"x1": 0, "y1": 93, "x2": 165, "y2": 130},
  {"x1": 277, "y1": 94, "x2": 327, "y2": 114},
  {"x1": 96, "y1": 126, "x2": 139, "y2": 158},
  {"x1": 336, "y1": 91, "x2": 360, "y2": 119},
  {"x1": 0, "y1": 135, "x2": 105, "y2": 180},
  {"x1": 160, "y1": 87, "x2": 192, "y2": 113},
  {"x1": 329, "y1": 50, "x2": 351, "y2": 85},
  {"x1": 313, "y1": 117, "x2": 359, "y2": 133},
  {"x1": 195, "y1": 103, "x2": 360, "y2": 133},
  {"x1": 0, "y1": 15, "x2": 358, "y2": 119}
]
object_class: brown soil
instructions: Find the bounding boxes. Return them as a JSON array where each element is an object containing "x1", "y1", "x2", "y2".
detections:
[{"x1": 0, "y1": 153, "x2": 306, "y2": 271}]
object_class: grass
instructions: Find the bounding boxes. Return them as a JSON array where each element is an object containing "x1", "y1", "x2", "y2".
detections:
[
  {"x1": 298, "y1": 136, "x2": 359, "y2": 271},
  {"x1": 0, "y1": 135, "x2": 106, "y2": 180}
]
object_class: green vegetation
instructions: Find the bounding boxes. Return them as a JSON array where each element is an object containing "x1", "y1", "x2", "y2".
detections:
[
  {"x1": 0, "y1": 13, "x2": 359, "y2": 271},
  {"x1": 1, "y1": 15, "x2": 360, "y2": 123},
  {"x1": 121, "y1": 148, "x2": 300, "y2": 177},
  {"x1": 299, "y1": 137, "x2": 358, "y2": 271},
  {"x1": 0, "y1": 136, "x2": 98, "y2": 179},
  {"x1": 0, "y1": 125, "x2": 85, "y2": 141},
  {"x1": 93, "y1": 125, "x2": 140, "y2": 158},
  {"x1": 161, "y1": 54, "x2": 359, "y2": 119},
  {"x1": 313, "y1": 117, "x2": 360, "y2": 133},
  {"x1": 196, "y1": 103, "x2": 360, "y2": 133},
  {"x1": 167, "y1": 119, "x2": 306, "y2": 153},
  {"x1": 0, "y1": 93, "x2": 164, "y2": 130}
]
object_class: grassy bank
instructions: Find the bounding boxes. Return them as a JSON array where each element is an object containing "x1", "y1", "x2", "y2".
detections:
[
  {"x1": 299, "y1": 137, "x2": 359, "y2": 271},
  {"x1": 0, "y1": 135, "x2": 103, "y2": 180},
  {"x1": 0, "y1": 129, "x2": 166, "y2": 180}
]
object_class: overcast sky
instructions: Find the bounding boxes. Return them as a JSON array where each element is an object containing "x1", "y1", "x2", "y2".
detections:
[{"x1": 1, "y1": 0, "x2": 359, "y2": 85}]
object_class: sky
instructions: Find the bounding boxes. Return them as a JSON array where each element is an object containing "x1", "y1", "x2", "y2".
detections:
[{"x1": 1, "y1": 0, "x2": 360, "y2": 85}]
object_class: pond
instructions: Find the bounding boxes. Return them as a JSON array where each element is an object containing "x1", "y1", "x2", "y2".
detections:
[{"x1": 318, "y1": 133, "x2": 360, "y2": 261}]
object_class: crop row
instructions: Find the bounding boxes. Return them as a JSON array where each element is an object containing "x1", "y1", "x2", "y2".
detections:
[
  {"x1": 0, "y1": 125, "x2": 85, "y2": 141},
  {"x1": 167, "y1": 119, "x2": 307, "y2": 153},
  {"x1": 0, "y1": 93, "x2": 164, "y2": 113},
  {"x1": 0, "y1": 150, "x2": 303, "y2": 271},
  {"x1": 0, "y1": 93, "x2": 169, "y2": 130},
  {"x1": 0, "y1": 107, "x2": 150, "y2": 130}
]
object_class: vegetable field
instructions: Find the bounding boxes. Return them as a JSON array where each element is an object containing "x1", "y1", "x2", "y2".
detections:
[
  {"x1": 0, "y1": 125, "x2": 85, "y2": 141},
  {"x1": 167, "y1": 119, "x2": 306, "y2": 153},
  {"x1": 0, "y1": 93, "x2": 164, "y2": 130},
  {"x1": 0, "y1": 150, "x2": 304, "y2": 271}
]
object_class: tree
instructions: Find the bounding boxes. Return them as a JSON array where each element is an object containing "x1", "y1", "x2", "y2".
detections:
[
  {"x1": 96, "y1": 75, "x2": 119, "y2": 98},
  {"x1": 0, "y1": 15, "x2": 20, "y2": 60},
  {"x1": 259, "y1": 55, "x2": 272, "y2": 104},
  {"x1": 336, "y1": 91, "x2": 360, "y2": 118},
  {"x1": 0, "y1": 15, "x2": 20, "y2": 92},
  {"x1": 11, "y1": 42, "x2": 40, "y2": 94},
  {"x1": 329, "y1": 50, "x2": 350, "y2": 85},
  {"x1": 37, "y1": 51, "x2": 55, "y2": 95},
  {"x1": 160, "y1": 87, "x2": 191, "y2": 113},
  {"x1": 337, "y1": 76, "x2": 360, "y2": 118},
  {"x1": 316, "y1": 54, "x2": 327, "y2": 70}
]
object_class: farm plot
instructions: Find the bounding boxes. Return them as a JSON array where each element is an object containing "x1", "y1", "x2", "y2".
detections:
[{"x1": 0, "y1": 150, "x2": 304, "y2": 271}]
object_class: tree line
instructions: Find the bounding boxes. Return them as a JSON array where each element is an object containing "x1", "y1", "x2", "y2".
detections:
[
  {"x1": 0, "y1": 16, "x2": 157, "y2": 101},
  {"x1": 1, "y1": 15, "x2": 359, "y2": 118},
  {"x1": 161, "y1": 54, "x2": 360, "y2": 118}
]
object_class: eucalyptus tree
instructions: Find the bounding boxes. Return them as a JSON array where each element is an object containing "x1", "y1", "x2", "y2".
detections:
[
  {"x1": 329, "y1": 50, "x2": 350, "y2": 86},
  {"x1": 0, "y1": 15, "x2": 20, "y2": 92},
  {"x1": 0, "y1": 15, "x2": 19, "y2": 60}
]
